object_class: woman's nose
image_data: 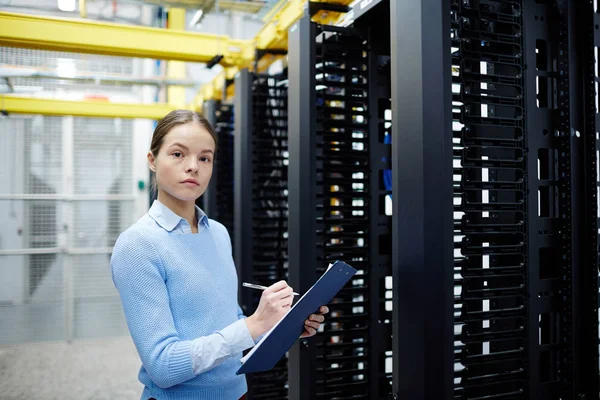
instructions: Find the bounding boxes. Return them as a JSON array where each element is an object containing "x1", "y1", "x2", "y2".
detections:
[{"x1": 186, "y1": 159, "x2": 199, "y2": 173}]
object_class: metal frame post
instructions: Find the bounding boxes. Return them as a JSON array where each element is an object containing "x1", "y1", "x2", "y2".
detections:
[
  {"x1": 234, "y1": 69, "x2": 254, "y2": 312},
  {"x1": 390, "y1": 0, "x2": 454, "y2": 398},
  {"x1": 287, "y1": 15, "x2": 317, "y2": 400},
  {"x1": 201, "y1": 99, "x2": 217, "y2": 216},
  {"x1": 522, "y1": 0, "x2": 561, "y2": 396}
]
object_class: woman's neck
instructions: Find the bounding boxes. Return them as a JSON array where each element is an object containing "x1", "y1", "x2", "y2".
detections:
[{"x1": 157, "y1": 190, "x2": 197, "y2": 230}]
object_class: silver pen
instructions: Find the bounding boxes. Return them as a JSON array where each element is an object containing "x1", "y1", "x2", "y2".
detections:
[{"x1": 242, "y1": 282, "x2": 300, "y2": 296}]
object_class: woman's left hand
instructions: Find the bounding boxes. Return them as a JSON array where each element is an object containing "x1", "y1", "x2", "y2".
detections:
[{"x1": 301, "y1": 306, "x2": 329, "y2": 338}]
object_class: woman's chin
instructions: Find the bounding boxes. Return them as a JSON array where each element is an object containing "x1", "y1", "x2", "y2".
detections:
[{"x1": 163, "y1": 189, "x2": 201, "y2": 203}]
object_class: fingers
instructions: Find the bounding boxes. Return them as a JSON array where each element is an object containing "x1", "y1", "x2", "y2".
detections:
[
  {"x1": 308, "y1": 314, "x2": 325, "y2": 323},
  {"x1": 267, "y1": 280, "x2": 289, "y2": 293},
  {"x1": 301, "y1": 326, "x2": 317, "y2": 338},
  {"x1": 300, "y1": 307, "x2": 329, "y2": 338},
  {"x1": 274, "y1": 287, "x2": 294, "y2": 300},
  {"x1": 264, "y1": 287, "x2": 294, "y2": 310},
  {"x1": 280, "y1": 297, "x2": 293, "y2": 308},
  {"x1": 304, "y1": 319, "x2": 320, "y2": 329},
  {"x1": 265, "y1": 282, "x2": 295, "y2": 305}
]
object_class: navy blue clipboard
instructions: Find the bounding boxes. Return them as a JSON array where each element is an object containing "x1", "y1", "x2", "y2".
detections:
[{"x1": 236, "y1": 260, "x2": 357, "y2": 375}]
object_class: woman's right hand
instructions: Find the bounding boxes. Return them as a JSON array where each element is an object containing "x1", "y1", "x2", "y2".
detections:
[{"x1": 245, "y1": 280, "x2": 294, "y2": 341}]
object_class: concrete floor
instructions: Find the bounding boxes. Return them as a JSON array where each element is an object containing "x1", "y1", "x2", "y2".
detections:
[{"x1": 0, "y1": 336, "x2": 144, "y2": 400}]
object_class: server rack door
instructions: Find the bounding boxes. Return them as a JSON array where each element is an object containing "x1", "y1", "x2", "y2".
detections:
[
  {"x1": 212, "y1": 102, "x2": 235, "y2": 241},
  {"x1": 289, "y1": 13, "x2": 388, "y2": 400},
  {"x1": 246, "y1": 70, "x2": 291, "y2": 399},
  {"x1": 200, "y1": 99, "x2": 218, "y2": 216},
  {"x1": 450, "y1": 0, "x2": 529, "y2": 398},
  {"x1": 353, "y1": 2, "x2": 394, "y2": 397}
]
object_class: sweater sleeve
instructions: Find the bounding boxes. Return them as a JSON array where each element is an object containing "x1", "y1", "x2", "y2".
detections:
[
  {"x1": 217, "y1": 223, "x2": 248, "y2": 324},
  {"x1": 111, "y1": 229, "x2": 196, "y2": 389}
]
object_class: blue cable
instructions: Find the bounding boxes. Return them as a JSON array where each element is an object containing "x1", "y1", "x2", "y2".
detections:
[{"x1": 383, "y1": 131, "x2": 392, "y2": 194}]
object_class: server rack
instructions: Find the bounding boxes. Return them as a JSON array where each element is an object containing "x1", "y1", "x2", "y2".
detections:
[
  {"x1": 452, "y1": 1, "x2": 527, "y2": 398},
  {"x1": 287, "y1": 12, "x2": 392, "y2": 400},
  {"x1": 203, "y1": 100, "x2": 235, "y2": 240},
  {"x1": 234, "y1": 67, "x2": 290, "y2": 399},
  {"x1": 390, "y1": 0, "x2": 599, "y2": 399},
  {"x1": 198, "y1": 99, "x2": 217, "y2": 213}
]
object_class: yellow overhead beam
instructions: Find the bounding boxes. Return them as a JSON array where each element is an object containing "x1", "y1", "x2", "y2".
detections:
[
  {"x1": 0, "y1": 11, "x2": 248, "y2": 67},
  {"x1": 140, "y1": 0, "x2": 266, "y2": 13},
  {"x1": 311, "y1": 0, "x2": 355, "y2": 25},
  {"x1": 190, "y1": 0, "x2": 307, "y2": 108},
  {"x1": 261, "y1": 0, "x2": 288, "y2": 22},
  {"x1": 254, "y1": 0, "x2": 306, "y2": 51},
  {"x1": 190, "y1": 0, "x2": 355, "y2": 110},
  {"x1": 1, "y1": 95, "x2": 177, "y2": 120}
]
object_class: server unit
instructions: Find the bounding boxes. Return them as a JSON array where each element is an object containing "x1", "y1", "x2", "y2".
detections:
[
  {"x1": 287, "y1": 11, "x2": 393, "y2": 400},
  {"x1": 202, "y1": 100, "x2": 236, "y2": 240},
  {"x1": 234, "y1": 68, "x2": 291, "y2": 399},
  {"x1": 390, "y1": 0, "x2": 599, "y2": 398}
]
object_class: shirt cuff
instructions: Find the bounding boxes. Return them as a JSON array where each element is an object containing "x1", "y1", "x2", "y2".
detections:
[{"x1": 218, "y1": 318, "x2": 256, "y2": 354}]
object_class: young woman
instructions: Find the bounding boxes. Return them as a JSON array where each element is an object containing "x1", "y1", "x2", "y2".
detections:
[{"x1": 111, "y1": 110, "x2": 328, "y2": 400}]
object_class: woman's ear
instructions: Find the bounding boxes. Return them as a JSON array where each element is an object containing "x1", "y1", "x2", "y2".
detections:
[{"x1": 147, "y1": 151, "x2": 156, "y2": 172}]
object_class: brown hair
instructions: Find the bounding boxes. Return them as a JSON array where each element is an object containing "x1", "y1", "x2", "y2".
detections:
[
  {"x1": 150, "y1": 109, "x2": 218, "y2": 157},
  {"x1": 150, "y1": 110, "x2": 218, "y2": 192}
]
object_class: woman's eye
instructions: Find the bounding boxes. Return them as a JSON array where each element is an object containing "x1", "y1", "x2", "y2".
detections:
[
  {"x1": 173, "y1": 152, "x2": 182, "y2": 158},
  {"x1": 200, "y1": 157, "x2": 211, "y2": 163}
]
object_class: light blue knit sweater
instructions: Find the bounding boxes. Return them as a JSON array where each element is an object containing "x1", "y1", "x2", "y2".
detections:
[{"x1": 111, "y1": 201, "x2": 252, "y2": 400}]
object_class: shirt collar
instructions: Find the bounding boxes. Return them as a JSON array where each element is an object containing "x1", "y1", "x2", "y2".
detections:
[{"x1": 149, "y1": 200, "x2": 210, "y2": 232}]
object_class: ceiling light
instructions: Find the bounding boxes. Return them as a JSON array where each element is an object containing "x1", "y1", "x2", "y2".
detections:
[
  {"x1": 57, "y1": 0, "x2": 76, "y2": 12},
  {"x1": 189, "y1": 10, "x2": 204, "y2": 27}
]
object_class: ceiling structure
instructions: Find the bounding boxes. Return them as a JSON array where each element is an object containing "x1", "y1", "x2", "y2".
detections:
[{"x1": 134, "y1": 0, "x2": 269, "y2": 14}]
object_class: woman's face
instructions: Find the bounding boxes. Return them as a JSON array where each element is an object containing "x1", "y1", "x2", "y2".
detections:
[{"x1": 148, "y1": 122, "x2": 215, "y2": 203}]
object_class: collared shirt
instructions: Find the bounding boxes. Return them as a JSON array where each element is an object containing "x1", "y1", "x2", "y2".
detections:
[{"x1": 148, "y1": 199, "x2": 211, "y2": 235}]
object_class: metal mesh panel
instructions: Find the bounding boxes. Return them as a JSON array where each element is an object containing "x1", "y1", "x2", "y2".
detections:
[
  {"x1": 29, "y1": 200, "x2": 60, "y2": 248},
  {"x1": 72, "y1": 254, "x2": 128, "y2": 339},
  {"x1": 0, "y1": 47, "x2": 134, "y2": 74},
  {"x1": 0, "y1": 254, "x2": 65, "y2": 345},
  {"x1": 70, "y1": 118, "x2": 134, "y2": 339},
  {"x1": 0, "y1": 116, "x2": 63, "y2": 195},
  {"x1": 73, "y1": 118, "x2": 133, "y2": 195},
  {"x1": 72, "y1": 201, "x2": 134, "y2": 249},
  {"x1": 0, "y1": 46, "x2": 138, "y2": 92},
  {"x1": 0, "y1": 113, "x2": 135, "y2": 344}
]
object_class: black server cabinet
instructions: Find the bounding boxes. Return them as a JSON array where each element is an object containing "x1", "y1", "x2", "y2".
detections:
[
  {"x1": 451, "y1": 1, "x2": 528, "y2": 398},
  {"x1": 390, "y1": 0, "x2": 599, "y2": 399},
  {"x1": 234, "y1": 68, "x2": 290, "y2": 399},
  {"x1": 199, "y1": 99, "x2": 217, "y2": 214},
  {"x1": 202, "y1": 100, "x2": 235, "y2": 240},
  {"x1": 287, "y1": 13, "x2": 392, "y2": 400}
]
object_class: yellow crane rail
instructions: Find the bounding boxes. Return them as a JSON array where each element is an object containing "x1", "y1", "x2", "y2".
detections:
[
  {"x1": 1, "y1": 95, "x2": 176, "y2": 120},
  {"x1": 0, "y1": 11, "x2": 251, "y2": 67},
  {"x1": 192, "y1": 0, "x2": 355, "y2": 107}
]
